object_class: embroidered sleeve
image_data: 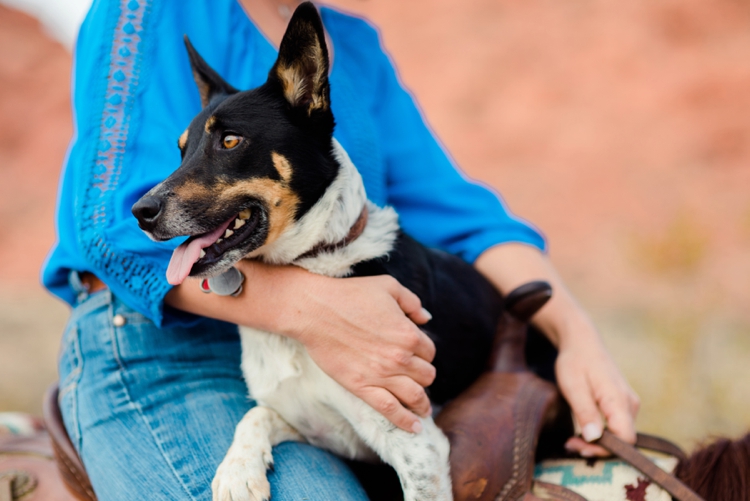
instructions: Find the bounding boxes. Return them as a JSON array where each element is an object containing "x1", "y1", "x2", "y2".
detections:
[{"x1": 70, "y1": 0, "x2": 202, "y2": 325}]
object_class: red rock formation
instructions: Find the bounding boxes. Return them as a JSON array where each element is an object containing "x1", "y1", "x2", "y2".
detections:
[{"x1": 0, "y1": 5, "x2": 72, "y2": 287}]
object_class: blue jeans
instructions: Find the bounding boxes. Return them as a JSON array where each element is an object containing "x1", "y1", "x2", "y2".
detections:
[{"x1": 58, "y1": 274, "x2": 370, "y2": 501}]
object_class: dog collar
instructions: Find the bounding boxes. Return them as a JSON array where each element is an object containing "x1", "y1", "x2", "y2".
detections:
[
  {"x1": 295, "y1": 205, "x2": 369, "y2": 261},
  {"x1": 200, "y1": 206, "x2": 367, "y2": 294}
]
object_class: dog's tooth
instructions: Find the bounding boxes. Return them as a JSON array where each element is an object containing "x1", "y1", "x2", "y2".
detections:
[
  {"x1": 217, "y1": 238, "x2": 223, "y2": 244},
  {"x1": 234, "y1": 218, "x2": 245, "y2": 230},
  {"x1": 199, "y1": 249, "x2": 206, "y2": 259},
  {"x1": 224, "y1": 229, "x2": 234, "y2": 238},
  {"x1": 239, "y1": 209, "x2": 251, "y2": 220}
]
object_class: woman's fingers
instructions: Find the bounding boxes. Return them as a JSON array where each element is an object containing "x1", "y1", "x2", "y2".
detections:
[
  {"x1": 411, "y1": 328, "x2": 436, "y2": 364},
  {"x1": 557, "y1": 346, "x2": 640, "y2": 458},
  {"x1": 294, "y1": 274, "x2": 439, "y2": 431},
  {"x1": 358, "y1": 386, "x2": 424, "y2": 433},
  {"x1": 558, "y1": 376, "x2": 610, "y2": 457},
  {"x1": 564, "y1": 437, "x2": 610, "y2": 457},
  {"x1": 558, "y1": 368, "x2": 604, "y2": 442},
  {"x1": 405, "y1": 355, "x2": 437, "y2": 388},
  {"x1": 385, "y1": 276, "x2": 432, "y2": 326},
  {"x1": 598, "y1": 383, "x2": 639, "y2": 444},
  {"x1": 385, "y1": 375, "x2": 432, "y2": 418}
]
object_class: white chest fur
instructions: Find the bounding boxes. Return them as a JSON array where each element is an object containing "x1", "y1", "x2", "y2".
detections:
[
  {"x1": 238, "y1": 327, "x2": 378, "y2": 461},
  {"x1": 240, "y1": 141, "x2": 396, "y2": 461},
  {"x1": 213, "y1": 140, "x2": 452, "y2": 501}
]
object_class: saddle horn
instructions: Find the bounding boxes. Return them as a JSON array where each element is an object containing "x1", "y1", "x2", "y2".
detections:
[{"x1": 435, "y1": 280, "x2": 565, "y2": 501}]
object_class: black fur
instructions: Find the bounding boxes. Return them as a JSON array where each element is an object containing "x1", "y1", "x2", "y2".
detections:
[
  {"x1": 184, "y1": 36, "x2": 239, "y2": 108},
  {"x1": 352, "y1": 233, "x2": 503, "y2": 404},
  {"x1": 132, "y1": 4, "x2": 340, "y2": 278},
  {"x1": 133, "y1": 2, "x2": 505, "y2": 402}
]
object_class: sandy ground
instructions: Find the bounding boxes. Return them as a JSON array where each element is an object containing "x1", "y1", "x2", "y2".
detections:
[{"x1": 0, "y1": 1, "x2": 748, "y2": 450}]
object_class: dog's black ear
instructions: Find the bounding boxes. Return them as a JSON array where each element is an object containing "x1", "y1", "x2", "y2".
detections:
[
  {"x1": 269, "y1": 2, "x2": 330, "y2": 114},
  {"x1": 184, "y1": 36, "x2": 238, "y2": 108}
]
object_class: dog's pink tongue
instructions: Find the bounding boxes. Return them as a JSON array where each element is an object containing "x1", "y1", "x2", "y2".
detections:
[{"x1": 166, "y1": 219, "x2": 232, "y2": 285}]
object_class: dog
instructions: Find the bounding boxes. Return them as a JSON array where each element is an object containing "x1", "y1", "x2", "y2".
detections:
[{"x1": 132, "y1": 4, "x2": 504, "y2": 500}]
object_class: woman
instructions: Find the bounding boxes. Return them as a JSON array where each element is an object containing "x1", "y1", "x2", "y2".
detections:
[{"x1": 44, "y1": 0, "x2": 639, "y2": 499}]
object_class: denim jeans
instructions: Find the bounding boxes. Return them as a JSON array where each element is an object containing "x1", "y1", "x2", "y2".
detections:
[{"x1": 58, "y1": 274, "x2": 370, "y2": 501}]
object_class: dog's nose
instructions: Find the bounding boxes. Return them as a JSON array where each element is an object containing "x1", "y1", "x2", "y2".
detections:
[{"x1": 132, "y1": 195, "x2": 163, "y2": 230}]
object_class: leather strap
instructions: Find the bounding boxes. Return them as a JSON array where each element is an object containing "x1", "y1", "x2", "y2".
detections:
[
  {"x1": 43, "y1": 385, "x2": 97, "y2": 501},
  {"x1": 295, "y1": 206, "x2": 368, "y2": 261},
  {"x1": 635, "y1": 432, "x2": 687, "y2": 461},
  {"x1": 596, "y1": 430, "x2": 704, "y2": 501}
]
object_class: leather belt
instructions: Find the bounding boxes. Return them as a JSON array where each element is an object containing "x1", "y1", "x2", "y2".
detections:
[{"x1": 79, "y1": 272, "x2": 107, "y2": 293}]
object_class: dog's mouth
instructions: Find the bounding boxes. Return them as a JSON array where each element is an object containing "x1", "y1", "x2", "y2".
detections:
[{"x1": 166, "y1": 207, "x2": 262, "y2": 285}]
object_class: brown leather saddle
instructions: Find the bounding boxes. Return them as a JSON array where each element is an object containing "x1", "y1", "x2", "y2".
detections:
[
  {"x1": 435, "y1": 281, "x2": 706, "y2": 501},
  {"x1": 0, "y1": 386, "x2": 94, "y2": 501},
  {"x1": 2, "y1": 281, "x2": 704, "y2": 501}
]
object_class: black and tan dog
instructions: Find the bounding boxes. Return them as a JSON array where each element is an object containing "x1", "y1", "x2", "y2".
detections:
[{"x1": 132, "y1": 4, "x2": 503, "y2": 500}]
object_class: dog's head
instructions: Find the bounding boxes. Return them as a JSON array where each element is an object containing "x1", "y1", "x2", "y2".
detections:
[{"x1": 132, "y1": 2, "x2": 338, "y2": 284}]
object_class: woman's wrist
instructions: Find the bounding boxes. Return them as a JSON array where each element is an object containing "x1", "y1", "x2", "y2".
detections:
[
  {"x1": 475, "y1": 242, "x2": 639, "y2": 452},
  {"x1": 531, "y1": 291, "x2": 601, "y2": 351},
  {"x1": 474, "y1": 243, "x2": 592, "y2": 346},
  {"x1": 165, "y1": 259, "x2": 322, "y2": 337}
]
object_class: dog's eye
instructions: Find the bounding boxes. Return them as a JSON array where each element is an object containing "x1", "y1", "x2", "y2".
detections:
[{"x1": 222, "y1": 134, "x2": 241, "y2": 149}]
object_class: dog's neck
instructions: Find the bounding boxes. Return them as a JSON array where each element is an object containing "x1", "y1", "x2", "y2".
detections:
[{"x1": 250, "y1": 139, "x2": 399, "y2": 276}]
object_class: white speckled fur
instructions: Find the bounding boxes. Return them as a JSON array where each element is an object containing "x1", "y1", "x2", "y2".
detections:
[{"x1": 212, "y1": 140, "x2": 452, "y2": 501}]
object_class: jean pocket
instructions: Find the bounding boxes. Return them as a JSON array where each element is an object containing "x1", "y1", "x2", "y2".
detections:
[{"x1": 58, "y1": 320, "x2": 83, "y2": 451}]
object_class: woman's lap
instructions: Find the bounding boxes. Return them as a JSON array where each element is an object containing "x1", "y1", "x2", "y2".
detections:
[{"x1": 58, "y1": 284, "x2": 368, "y2": 501}]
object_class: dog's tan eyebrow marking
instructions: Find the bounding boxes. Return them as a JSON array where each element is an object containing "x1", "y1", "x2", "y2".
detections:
[
  {"x1": 178, "y1": 129, "x2": 189, "y2": 149},
  {"x1": 271, "y1": 152, "x2": 293, "y2": 182},
  {"x1": 204, "y1": 115, "x2": 216, "y2": 133}
]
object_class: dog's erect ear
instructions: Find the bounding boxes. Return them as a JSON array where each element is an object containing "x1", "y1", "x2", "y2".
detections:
[
  {"x1": 184, "y1": 36, "x2": 238, "y2": 108},
  {"x1": 270, "y1": 2, "x2": 330, "y2": 114}
]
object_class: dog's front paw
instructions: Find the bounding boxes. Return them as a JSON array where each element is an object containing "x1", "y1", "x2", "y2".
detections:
[{"x1": 212, "y1": 450, "x2": 273, "y2": 501}]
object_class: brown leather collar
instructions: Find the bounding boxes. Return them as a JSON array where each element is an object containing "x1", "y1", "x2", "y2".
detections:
[{"x1": 295, "y1": 205, "x2": 369, "y2": 261}]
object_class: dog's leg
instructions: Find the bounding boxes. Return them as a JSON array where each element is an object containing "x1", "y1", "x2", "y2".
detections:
[
  {"x1": 212, "y1": 406, "x2": 304, "y2": 501},
  {"x1": 346, "y1": 404, "x2": 452, "y2": 501}
]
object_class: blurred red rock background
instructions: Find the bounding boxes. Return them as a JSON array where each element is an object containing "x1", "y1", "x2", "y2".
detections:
[{"x1": 0, "y1": 0, "x2": 748, "y2": 448}]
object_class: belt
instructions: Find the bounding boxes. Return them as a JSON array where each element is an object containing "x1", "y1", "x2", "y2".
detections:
[{"x1": 79, "y1": 272, "x2": 108, "y2": 293}]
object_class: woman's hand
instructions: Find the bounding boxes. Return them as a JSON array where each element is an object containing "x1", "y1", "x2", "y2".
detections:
[
  {"x1": 280, "y1": 274, "x2": 436, "y2": 433},
  {"x1": 555, "y1": 321, "x2": 640, "y2": 457},
  {"x1": 166, "y1": 261, "x2": 436, "y2": 433},
  {"x1": 475, "y1": 243, "x2": 640, "y2": 456}
]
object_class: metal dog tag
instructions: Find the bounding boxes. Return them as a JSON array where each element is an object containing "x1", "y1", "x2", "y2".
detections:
[{"x1": 206, "y1": 267, "x2": 245, "y2": 297}]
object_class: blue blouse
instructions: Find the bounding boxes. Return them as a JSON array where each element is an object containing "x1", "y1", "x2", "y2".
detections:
[{"x1": 42, "y1": 0, "x2": 546, "y2": 326}]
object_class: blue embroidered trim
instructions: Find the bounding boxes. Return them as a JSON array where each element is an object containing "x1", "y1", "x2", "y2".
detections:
[
  {"x1": 77, "y1": 0, "x2": 169, "y2": 322},
  {"x1": 534, "y1": 461, "x2": 624, "y2": 485}
]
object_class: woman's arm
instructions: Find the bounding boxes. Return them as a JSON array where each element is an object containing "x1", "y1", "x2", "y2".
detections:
[
  {"x1": 165, "y1": 259, "x2": 436, "y2": 433},
  {"x1": 339, "y1": 19, "x2": 640, "y2": 451},
  {"x1": 475, "y1": 243, "x2": 640, "y2": 456}
]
